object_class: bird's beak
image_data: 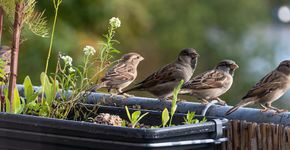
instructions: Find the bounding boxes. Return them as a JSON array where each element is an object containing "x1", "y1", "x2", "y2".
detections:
[
  {"x1": 191, "y1": 53, "x2": 200, "y2": 58},
  {"x1": 140, "y1": 56, "x2": 144, "y2": 61},
  {"x1": 231, "y1": 63, "x2": 239, "y2": 69}
]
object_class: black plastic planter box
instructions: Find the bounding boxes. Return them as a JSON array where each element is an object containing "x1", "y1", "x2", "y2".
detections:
[{"x1": 0, "y1": 105, "x2": 227, "y2": 150}]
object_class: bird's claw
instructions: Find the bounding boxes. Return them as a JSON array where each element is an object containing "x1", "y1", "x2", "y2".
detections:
[
  {"x1": 201, "y1": 99, "x2": 209, "y2": 104},
  {"x1": 214, "y1": 98, "x2": 227, "y2": 106},
  {"x1": 260, "y1": 108, "x2": 268, "y2": 112},
  {"x1": 275, "y1": 109, "x2": 288, "y2": 113},
  {"x1": 122, "y1": 93, "x2": 134, "y2": 98},
  {"x1": 109, "y1": 93, "x2": 118, "y2": 98}
]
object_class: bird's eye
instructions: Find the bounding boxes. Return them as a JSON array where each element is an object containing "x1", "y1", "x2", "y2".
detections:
[
  {"x1": 183, "y1": 52, "x2": 188, "y2": 55},
  {"x1": 137, "y1": 56, "x2": 140, "y2": 59}
]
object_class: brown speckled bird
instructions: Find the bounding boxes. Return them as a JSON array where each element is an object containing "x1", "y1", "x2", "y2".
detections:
[
  {"x1": 180, "y1": 60, "x2": 239, "y2": 105},
  {"x1": 91, "y1": 52, "x2": 144, "y2": 95},
  {"x1": 121, "y1": 48, "x2": 199, "y2": 100},
  {"x1": 226, "y1": 60, "x2": 290, "y2": 115}
]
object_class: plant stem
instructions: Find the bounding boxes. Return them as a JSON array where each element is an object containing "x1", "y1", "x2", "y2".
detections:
[
  {"x1": 99, "y1": 27, "x2": 114, "y2": 71},
  {"x1": 42, "y1": 0, "x2": 62, "y2": 103},
  {"x1": 44, "y1": 0, "x2": 62, "y2": 74},
  {"x1": 8, "y1": 2, "x2": 25, "y2": 113},
  {"x1": 0, "y1": 6, "x2": 4, "y2": 45},
  {"x1": 0, "y1": 6, "x2": 4, "y2": 112},
  {"x1": 80, "y1": 55, "x2": 89, "y2": 88}
]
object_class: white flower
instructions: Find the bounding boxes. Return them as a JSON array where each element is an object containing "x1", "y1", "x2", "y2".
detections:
[
  {"x1": 68, "y1": 67, "x2": 75, "y2": 73},
  {"x1": 60, "y1": 54, "x2": 73, "y2": 66},
  {"x1": 83, "y1": 45, "x2": 96, "y2": 56},
  {"x1": 109, "y1": 17, "x2": 121, "y2": 28}
]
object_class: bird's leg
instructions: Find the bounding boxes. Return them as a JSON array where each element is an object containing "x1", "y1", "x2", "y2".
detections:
[
  {"x1": 158, "y1": 97, "x2": 168, "y2": 101},
  {"x1": 215, "y1": 97, "x2": 227, "y2": 106},
  {"x1": 265, "y1": 103, "x2": 288, "y2": 113},
  {"x1": 200, "y1": 99, "x2": 209, "y2": 104},
  {"x1": 117, "y1": 89, "x2": 134, "y2": 98},
  {"x1": 108, "y1": 88, "x2": 118, "y2": 97},
  {"x1": 260, "y1": 104, "x2": 269, "y2": 112}
]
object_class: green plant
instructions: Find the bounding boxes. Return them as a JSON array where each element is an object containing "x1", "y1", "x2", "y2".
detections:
[
  {"x1": 169, "y1": 80, "x2": 184, "y2": 126},
  {"x1": 3, "y1": 86, "x2": 24, "y2": 114},
  {"x1": 23, "y1": 17, "x2": 122, "y2": 119},
  {"x1": 42, "y1": 0, "x2": 62, "y2": 105},
  {"x1": 183, "y1": 111, "x2": 207, "y2": 124},
  {"x1": 22, "y1": 76, "x2": 40, "y2": 115},
  {"x1": 161, "y1": 108, "x2": 169, "y2": 127},
  {"x1": 44, "y1": 0, "x2": 62, "y2": 74},
  {"x1": 6, "y1": 0, "x2": 48, "y2": 112},
  {"x1": 23, "y1": 76, "x2": 38, "y2": 103},
  {"x1": 125, "y1": 106, "x2": 148, "y2": 128},
  {"x1": 40, "y1": 73, "x2": 59, "y2": 106},
  {"x1": 0, "y1": 59, "x2": 5, "y2": 111},
  {"x1": 92, "y1": 17, "x2": 121, "y2": 80},
  {"x1": 0, "y1": 59, "x2": 6, "y2": 85},
  {"x1": 159, "y1": 80, "x2": 187, "y2": 127},
  {"x1": 22, "y1": 74, "x2": 59, "y2": 116}
]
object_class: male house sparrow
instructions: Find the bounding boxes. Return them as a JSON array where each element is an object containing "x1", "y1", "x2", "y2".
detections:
[
  {"x1": 121, "y1": 48, "x2": 199, "y2": 100},
  {"x1": 180, "y1": 60, "x2": 239, "y2": 105},
  {"x1": 226, "y1": 60, "x2": 290, "y2": 115},
  {"x1": 91, "y1": 52, "x2": 144, "y2": 95}
]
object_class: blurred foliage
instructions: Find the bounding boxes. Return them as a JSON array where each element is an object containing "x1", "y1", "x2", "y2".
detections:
[{"x1": 1, "y1": 0, "x2": 283, "y2": 105}]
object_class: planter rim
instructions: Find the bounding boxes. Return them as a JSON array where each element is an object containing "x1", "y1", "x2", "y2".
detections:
[
  {"x1": 0, "y1": 107, "x2": 228, "y2": 147},
  {"x1": 0, "y1": 107, "x2": 226, "y2": 135},
  {"x1": 16, "y1": 84, "x2": 290, "y2": 125}
]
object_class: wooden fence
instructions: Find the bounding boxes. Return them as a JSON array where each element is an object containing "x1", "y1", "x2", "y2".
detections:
[{"x1": 216, "y1": 120, "x2": 290, "y2": 150}]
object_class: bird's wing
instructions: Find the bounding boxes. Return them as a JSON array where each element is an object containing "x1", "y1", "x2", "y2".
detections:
[
  {"x1": 242, "y1": 70, "x2": 285, "y2": 99},
  {"x1": 101, "y1": 63, "x2": 135, "y2": 83},
  {"x1": 242, "y1": 82, "x2": 283, "y2": 100},
  {"x1": 183, "y1": 70, "x2": 228, "y2": 90},
  {"x1": 134, "y1": 63, "x2": 185, "y2": 89}
]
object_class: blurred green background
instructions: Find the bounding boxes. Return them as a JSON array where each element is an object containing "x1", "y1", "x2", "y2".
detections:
[{"x1": 2, "y1": 0, "x2": 290, "y2": 108}]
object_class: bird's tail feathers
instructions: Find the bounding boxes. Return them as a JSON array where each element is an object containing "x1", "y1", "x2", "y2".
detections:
[
  {"x1": 178, "y1": 88, "x2": 192, "y2": 95},
  {"x1": 87, "y1": 82, "x2": 106, "y2": 92},
  {"x1": 120, "y1": 85, "x2": 142, "y2": 94},
  {"x1": 225, "y1": 100, "x2": 253, "y2": 115}
]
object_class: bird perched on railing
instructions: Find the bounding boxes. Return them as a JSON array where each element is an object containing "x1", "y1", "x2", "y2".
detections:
[
  {"x1": 0, "y1": 46, "x2": 11, "y2": 83},
  {"x1": 90, "y1": 52, "x2": 144, "y2": 95},
  {"x1": 121, "y1": 48, "x2": 199, "y2": 100},
  {"x1": 226, "y1": 60, "x2": 290, "y2": 115},
  {"x1": 179, "y1": 60, "x2": 239, "y2": 105}
]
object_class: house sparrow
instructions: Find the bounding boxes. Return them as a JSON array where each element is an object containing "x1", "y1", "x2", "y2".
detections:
[
  {"x1": 91, "y1": 52, "x2": 144, "y2": 95},
  {"x1": 121, "y1": 48, "x2": 199, "y2": 100},
  {"x1": 226, "y1": 60, "x2": 290, "y2": 115},
  {"x1": 180, "y1": 60, "x2": 239, "y2": 105},
  {"x1": 0, "y1": 46, "x2": 11, "y2": 82}
]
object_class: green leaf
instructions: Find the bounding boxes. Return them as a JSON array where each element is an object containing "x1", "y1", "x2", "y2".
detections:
[
  {"x1": 40, "y1": 72, "x2": 59, "y2": 105},
  {"x1": 132, "y1": 111, "x2": 141, "y2": 122},
  {"x1": 200, "y1": 117, "x2": 207, "y2": 123},
  {"x1": 121, "y1": 120, "x2": 127, "y2": 127},
  {"x1": 162, "y1": 108, "x2": 169, "y2": 127},
  {"x1": 110, "y1": 49, "x2": 121, "y2": 53},
  {"x1": 16, "y1": 97, "x2": 26, "y2": 114},
  {"x1": 4, "y1": 88, "x2": 10, "y2": 112},
  {"x1": 39, "y1": 101, "x2": 50, "y2": 116},
  {"x1": 125, "y1": 106, "x2": 132, "y2": 122},
  {"x1": 23, "y1": 76, "x2": 38, "y2": 103},
  {"x1": 169, "y1": 80, "x2": 184, "y2": 126},
  {"x1": 13, "y1": 87, "x2": 22, "y2": 114},
  {"x1": 135, "y1": 112, "x2": 149, "y2": 125},
  {"x1": 193, "y1": 119, "x2": 199, "y2": 124},
  {"x1": 187, "y1": 112, "x2": 195, "y2": 122}
]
